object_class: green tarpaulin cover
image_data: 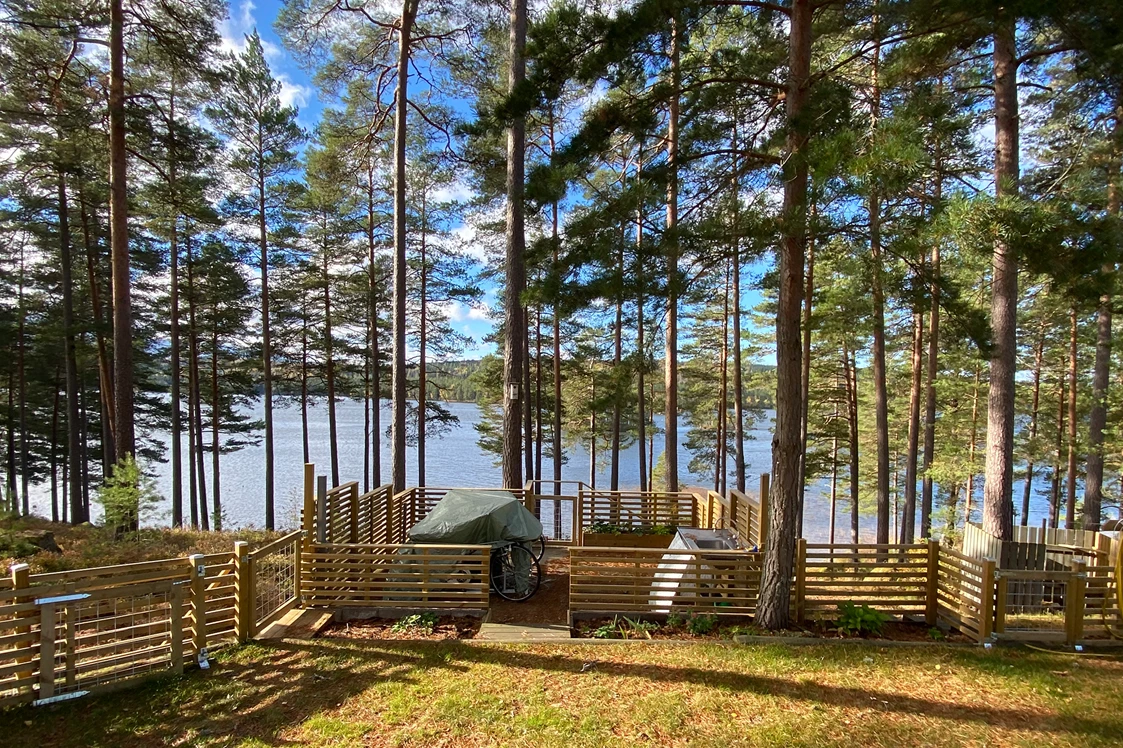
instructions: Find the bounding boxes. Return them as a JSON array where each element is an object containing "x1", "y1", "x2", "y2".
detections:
[{"x1": 407, "y1": 489, "x2": 543, "y2": 547}]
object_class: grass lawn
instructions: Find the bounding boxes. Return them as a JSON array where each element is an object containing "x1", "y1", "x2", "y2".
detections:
[{"x1": 3, "y1": 639, "x2": 1123, "y2": 747}]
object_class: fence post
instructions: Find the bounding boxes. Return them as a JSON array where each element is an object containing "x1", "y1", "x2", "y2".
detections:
[
  {"x1": 349, "y1": 483, "x2": 360, "y2": 543},
  {"x1": 759, "y1": 473, "x2": 770, "y2": 552},
  {"x1": 980, "y1": 558, "x2": 996, "y2": 642},
  {"x1": 1066, "y1": 561, "x2": 1087, "y2": 646},
  {"x1": 234, "y1": 541, "x2": 253, "y2": 642},
  {"x1": 994, "y1": 573, "x2": 1007, "y2": 635},
  {"x1": 794, "y1": 538, "x2": 807, "y2": 623},
  {"x1": 11, "y1": 563, "x2": 33, "y2": 695},
  {"x1": 293, "y1": 532, "x2": 304, "y2": 607},
  {"x1": 188, "y1": 554, "x2": 207, "y2": 663},
  {"x1": 303, "y1": 463, "x2": 315, "y2": 548},
  {"x1": 317, "y1": 476, "x2": 328, "y2": 544},
  {"x1": 925, "y1": 539, "x2": 939, "y2": 625}
]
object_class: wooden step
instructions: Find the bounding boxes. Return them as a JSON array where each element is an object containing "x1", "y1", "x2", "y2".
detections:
[
  {"x1": 257, "y1": 608, "x2": 333, "y2": 641},
  {"x1": 476, "y1": 623, "x2": 572, "y2": 642}
]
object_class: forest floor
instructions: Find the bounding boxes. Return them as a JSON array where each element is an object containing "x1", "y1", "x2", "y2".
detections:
[
  {"x1": 4, "y1": 638, "x2": 1123, "y2": 747},
  {"x1": 0, "y1": 515, "x2": 279, "y2": 574}
]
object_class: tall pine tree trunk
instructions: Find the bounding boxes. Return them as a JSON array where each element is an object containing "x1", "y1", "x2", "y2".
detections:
[
  {"x1": 1066, "y1": 307, "x2": 1078, "y2": 529},
  {"x1": 868, "y1": 18, "x2": 890, "y2": 545},
  {"x1": 211, "y1": 318, "x2": 222, "y2": 531},
  {"x1": 758, "y1": 0, "x2": 810, "y2": 629},
  {"x1": 664, "y1": 16, "x2": 681, "y2": 493},
  {"x1": 1085, "y1": 106, "x2": 1120, "y2": 531},
  {"x1": 108, "y1": 0, "x2": 134, "y2": 464},
  {"x1": 982, "y1": 12, "x2": 1019, "y2": 541},
  {"x1": 367, "y1": 164, "x2": 382, "y2": 487},
  {"x1": 798, "y1": 209, "x2": 814, "y2": 533},
  {"x1": 902, "y1": 311, "x2": 923, "y2": 543},
  {"x1": 392, "y1": 0, "x2": 418, "y2": 493},
  {"x1": 502, "y1": 0, "x2": 527, "y2": 489},
  {"x1": 58, "y1": 172, "x2": 86, "y2": 524},
  {"x1": 324, "y1": 239, "x2": 340, "y2": 487},
  {"x1": 920, "y1": 172, "x2": 941, "y2": 537},
  {"x1": 611, "y1": 240, "x2": 623, "y2": 491},
  {"x1": 844, "y1": 344, "x2": 860, "y2": 543},
  {"x1": 76, "y1": 180, "x2": 116, "y2": 465},
  {"x1": 419, "y1": 214, "x2": 428, "y2": 487},
  {"x1": 1022, "y1": 323, "x2": 1045, "y2": 525}
]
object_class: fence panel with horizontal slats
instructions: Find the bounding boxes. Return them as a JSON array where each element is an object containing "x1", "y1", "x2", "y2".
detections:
[
  {"x1": 569, "y1": 547, "x2": 762, "y2": 617},
  {"x1": 195, "y1": 553, "x2": 236, "y2": 648},
  {"x1": 1080, "y1": 563, "x2": 1121, "y2": 640},
  {"x1": 578, "y1": 490, "x2": 697, "y2": 535},
  {"x1": 801, "y1": 543, "x2": 929, "y2": 618},
  {"x1": 301, "y1": 543, "x2": 490, "y2": 609},
  {"x1": 936, "y1": 546, "x2": 989, "y2": 642}
]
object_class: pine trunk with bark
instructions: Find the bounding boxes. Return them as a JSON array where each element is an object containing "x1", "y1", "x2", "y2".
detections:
[
  {"x1": 757, "y1": 0, "x2": 811, "y2": 630},
  {"x1": 391, "y1": 0, "x2": 417, "y2": 494},
  {"x1": 502, "y1": 0, "x2": 527, "y2": 489},
  {"x1": 664, "y1": 17, "x2": 681, "y2": 493},
  {"x1": 982, "y1": 14, "x2": 1020, "y2": 541}
]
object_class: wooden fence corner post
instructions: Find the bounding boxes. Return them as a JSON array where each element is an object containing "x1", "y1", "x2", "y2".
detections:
[
  {"x1": 760, "y1": 473, "x2": 770, "y2": 552},
  {"x1": 925, "y1": 539, "x2": 939, "y2": 626},
  {"x1": 188, "y1": 554, "x2": 207, "y2": 662},
  {"x1": 234, "y1": 541, "x2": 253, "y2": 642},
  {"x1": 1067, "y1": 561, "x2": 1087, "y2": 646},
  {"x1": 303, "y1": 463, "x2": 315, "y2": 549},
  {"x1": 794, "y1": 537, "x2": 807, "y2": 624},
  {"x1": 11, "y1": 563, "x2": 33, "y2": 695},
  {"x1": 980, "y1": 558, "x2": 996, "y2": 643}
]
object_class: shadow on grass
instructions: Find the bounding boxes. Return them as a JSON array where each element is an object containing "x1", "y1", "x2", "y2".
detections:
[{"x1": 2, "y1": 638, "x2": 1121, "y2": 747}]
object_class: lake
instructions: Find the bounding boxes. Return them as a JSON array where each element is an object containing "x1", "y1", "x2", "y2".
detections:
[{"x1": 25, "y1": 399, "x2": 1064, "y2": 542}]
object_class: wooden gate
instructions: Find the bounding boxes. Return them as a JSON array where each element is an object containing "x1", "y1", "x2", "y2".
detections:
[{"x1": 33, "y1": 580, "x2": 185, "y2": 704}]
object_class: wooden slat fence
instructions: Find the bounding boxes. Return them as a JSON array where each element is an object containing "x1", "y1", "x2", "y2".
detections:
[
  {"x1": 300, "y1": 543, "x2": 490, "y2": 610},
  {"x1": 936, "y1": 546, "x2": 992, "y2": 643},
  {"x1": 798, "y1": 541, "x2": 932, "y2": 620},
  {"x1": 569, "y1": 547, "x2": 762, "y2": 618},
  {"x1": 577, "y1": 490, "x2": 697, "y2": 543},
  {"x1": 390, "y1": 487, "x2": 529, "y2": 543}
]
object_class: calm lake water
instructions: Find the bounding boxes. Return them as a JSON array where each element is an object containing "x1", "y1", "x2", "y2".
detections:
[{"x1": 26, "y1": 399, "x2": 1065, "y2": 541}]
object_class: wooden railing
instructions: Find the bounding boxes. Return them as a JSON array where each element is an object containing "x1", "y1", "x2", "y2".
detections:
[
  {"x1": 300, "y1": 543, "x2": 490, "y2": 610},
  {"x1": 569, "y1": 546, "x2": 763, "y2": 618},
  {"x1": 728, "y1": 476, "x2": 769, "y2": 549},
  {"x1": 577, "y1": 490, "x2": 697, "y2": 544}
]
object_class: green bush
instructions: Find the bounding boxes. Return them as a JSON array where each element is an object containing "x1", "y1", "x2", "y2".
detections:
[{"x1": 835, "y1": 602, "x2": 890, "y2": 637}]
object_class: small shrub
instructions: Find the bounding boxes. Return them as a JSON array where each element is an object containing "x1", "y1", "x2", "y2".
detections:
[
  {"x1": 391, "y1": 613, "x2": 439, "y2": 635},
  {"x1": 835, "y1": 602, "x2": 889, "y2": 637},
  {"x1": 591, "y1": 616, "x2": 659, "y2": 639},
  {"x1": 686, "y1": 613, "x2": 718, "y2": 636},
  {"x1": 95, "y1": 456, "x2": 161, "y2": 534},
  {"x1": 666, "y1": 612, "x2": 687, "y2": 629},
  {"x1": 928, "y1": 627, "x2": 946, "y2": 641}
]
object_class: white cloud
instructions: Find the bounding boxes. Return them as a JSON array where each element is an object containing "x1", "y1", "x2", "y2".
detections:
[
  {"x1": 219, "y1": 0, "x2": 257, "y2": 56},
  {"x1": 437, "y1": 301, "x2": 492, "y2": 323},
  {"x1": 278, "y1": 78, "x2": 311, "y2": 109}
]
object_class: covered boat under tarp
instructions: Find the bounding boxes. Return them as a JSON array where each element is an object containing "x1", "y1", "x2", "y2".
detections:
[{"x1": 407, "y1": 489, "x2": 543, "y2": 547}]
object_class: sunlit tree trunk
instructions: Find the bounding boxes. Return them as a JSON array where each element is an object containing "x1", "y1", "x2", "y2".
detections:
[{"x1": 982, "y1": 13, "x2": 1019, "y2": 540}]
